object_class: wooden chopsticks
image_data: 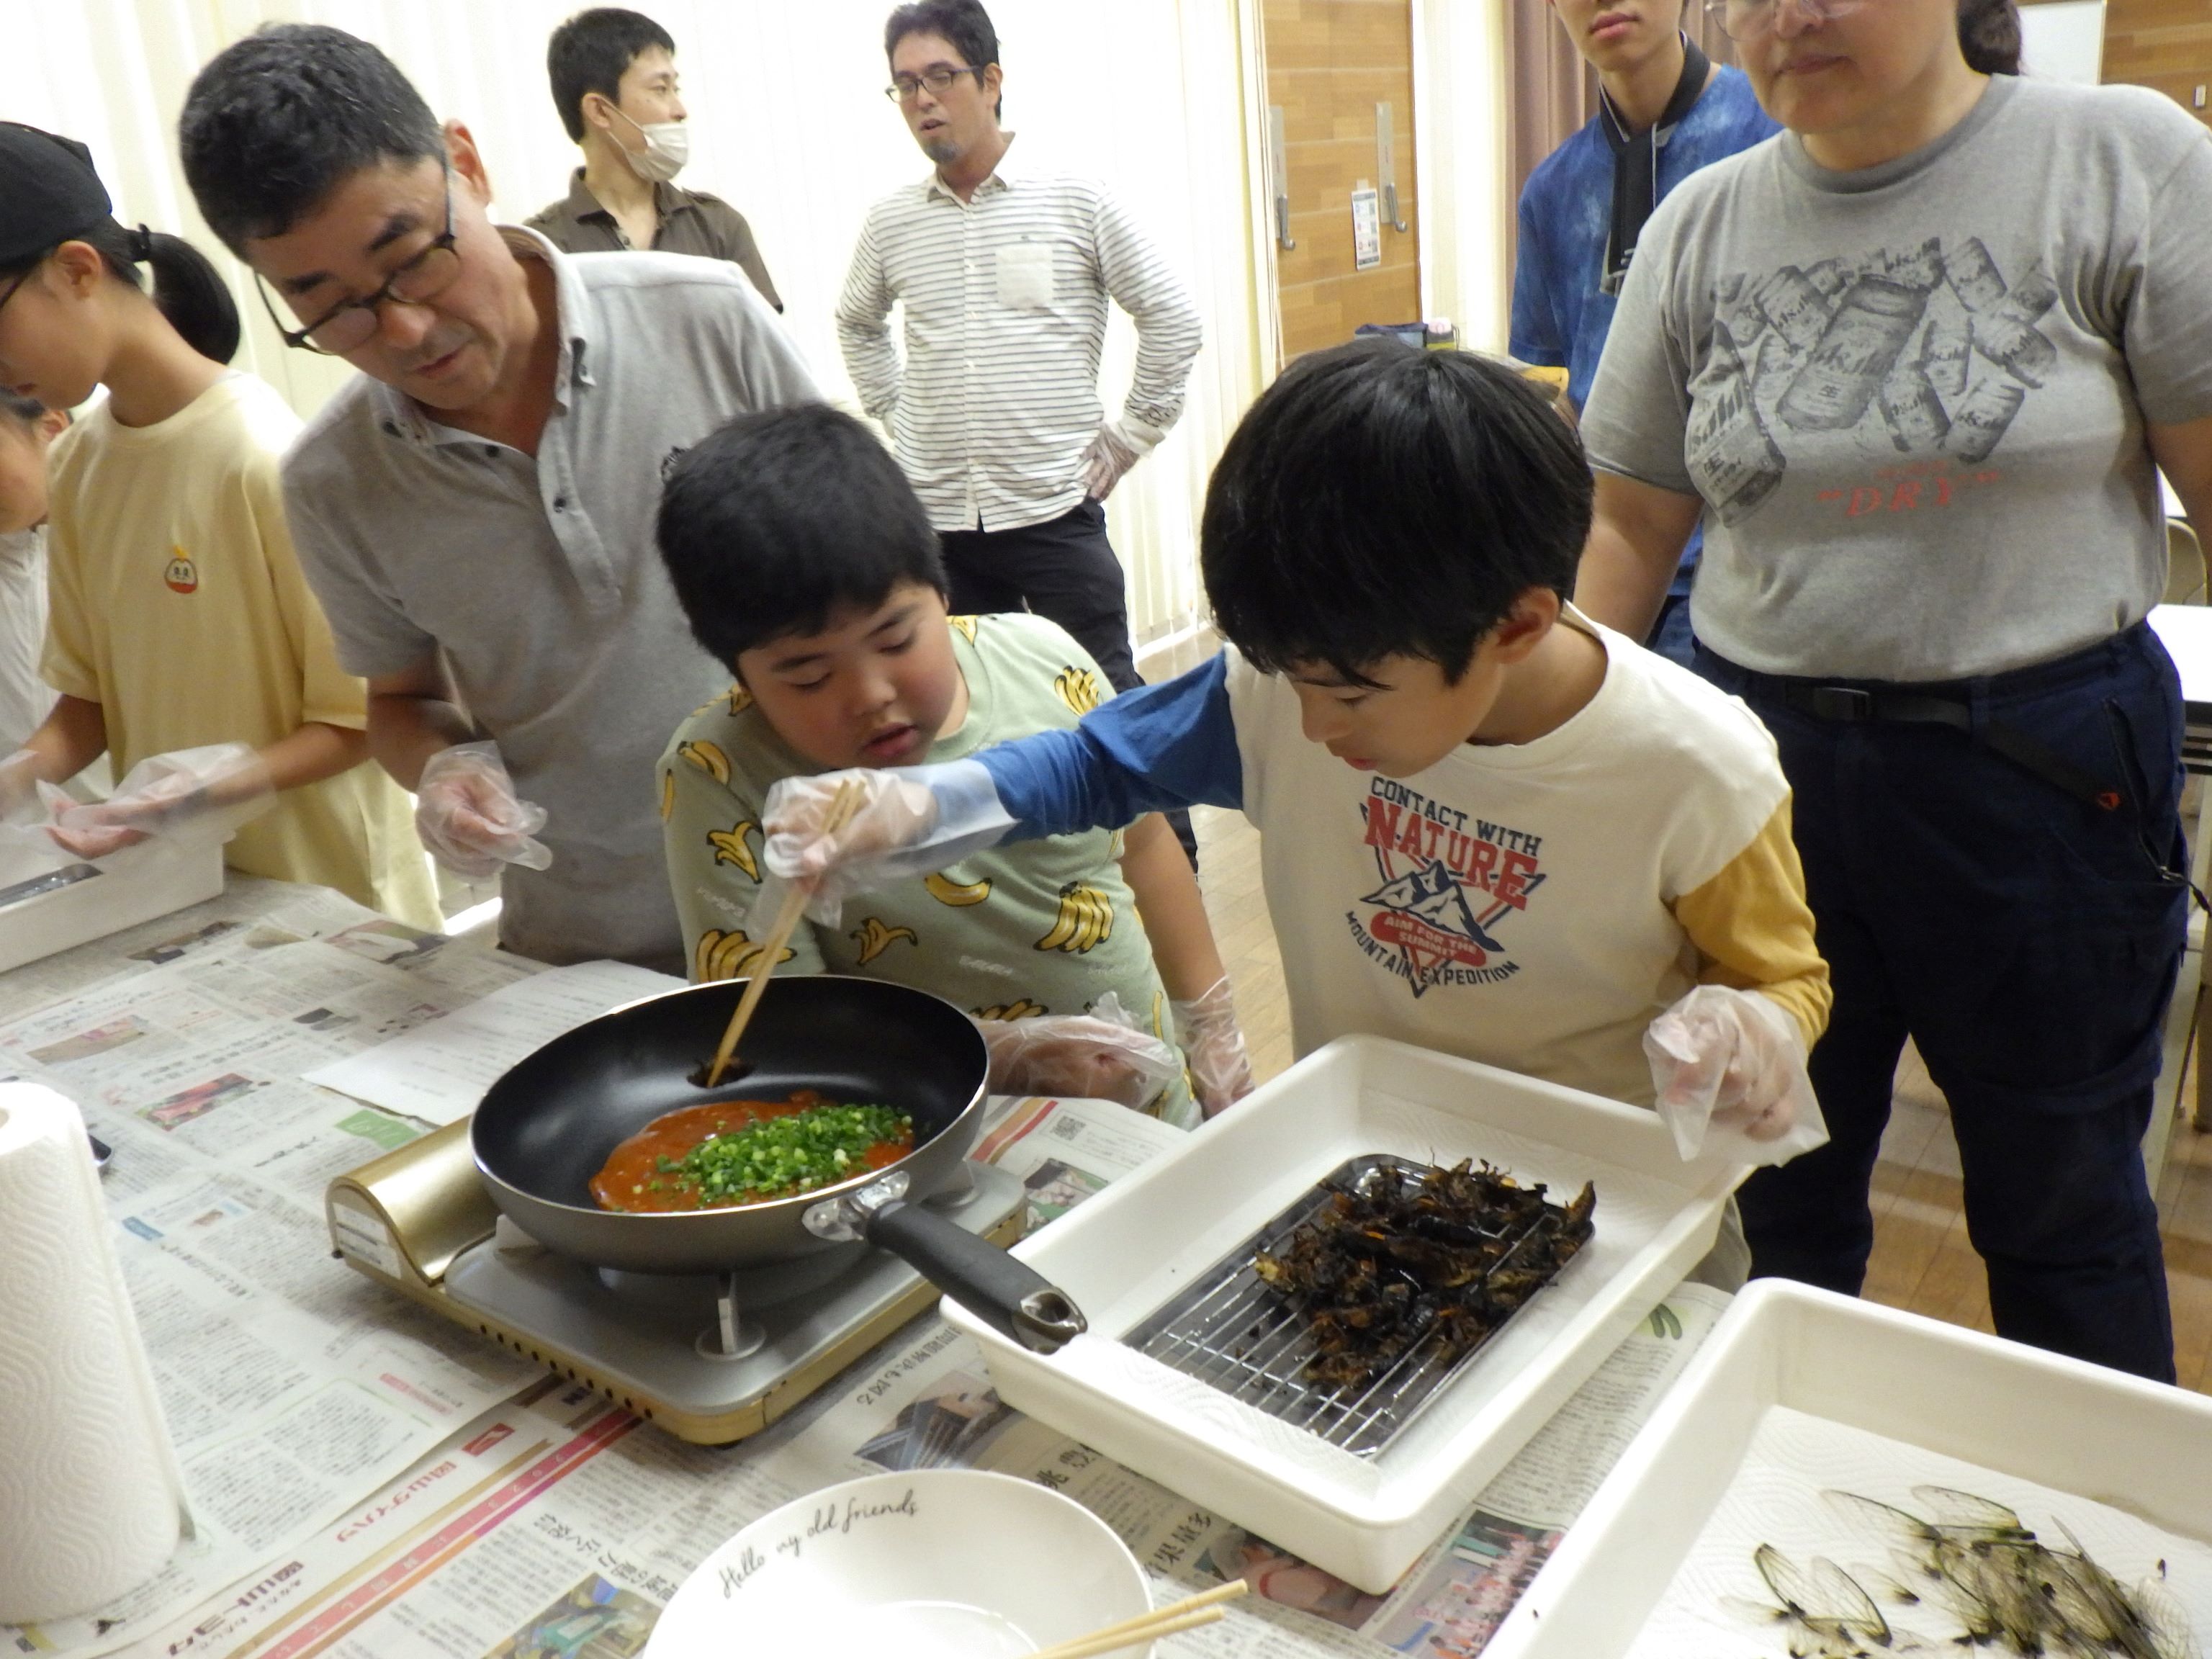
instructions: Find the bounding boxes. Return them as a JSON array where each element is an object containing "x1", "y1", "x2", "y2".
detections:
[
  {"x1": 1027, "y1": 1580, "x2": 1251, "y2": 1658},
  {"x1": 699, "y1": 780, "x2": 860, "y2": 1089}
]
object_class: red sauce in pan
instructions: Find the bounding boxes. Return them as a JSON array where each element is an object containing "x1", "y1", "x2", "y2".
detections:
[{"x1": 588, "y1": 1090, "x2": 912, "y2": 1214}]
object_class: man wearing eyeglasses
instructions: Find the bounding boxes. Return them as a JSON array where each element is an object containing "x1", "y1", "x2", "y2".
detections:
[
  {"x1": 1510, "y1": 0, "x2": 1776, "y2": 668},
  {"x1": 179, "y1": 23, "x2": 818, "y2": 973},
  {"x1": 837, "y1": 0, "x2": 1203, "y2": 863}
]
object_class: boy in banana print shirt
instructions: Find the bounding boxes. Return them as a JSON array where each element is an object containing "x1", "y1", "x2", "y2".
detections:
[{"x1": 655, "y1": 405, "x2": 1248, "y2": 1126}]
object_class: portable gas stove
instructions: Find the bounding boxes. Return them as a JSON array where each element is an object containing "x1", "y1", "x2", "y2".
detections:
[{"x1": 327, "y1": 1120, "x2": 1028, "y2": 1445}]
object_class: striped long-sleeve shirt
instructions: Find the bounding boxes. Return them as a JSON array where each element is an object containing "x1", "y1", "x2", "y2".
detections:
[{"x1": 836, "y1": 139, "x2": 1202, "y2": 534}]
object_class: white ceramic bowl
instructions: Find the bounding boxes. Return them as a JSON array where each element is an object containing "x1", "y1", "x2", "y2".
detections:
[{"x1": 646, "y1": 1468, "x2": 1154, "y2": 1658}]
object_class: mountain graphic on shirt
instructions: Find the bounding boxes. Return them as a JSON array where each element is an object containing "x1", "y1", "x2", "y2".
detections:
[{"x1": 1360, "y1": 860, "x2": 1504, "y2": 956}]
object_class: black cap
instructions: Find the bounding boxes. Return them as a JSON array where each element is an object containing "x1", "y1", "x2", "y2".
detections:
[{"x1": 0, "y1": 122, "x2": 110, "y2": 267}]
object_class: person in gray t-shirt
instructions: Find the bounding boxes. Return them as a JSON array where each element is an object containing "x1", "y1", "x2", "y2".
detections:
[
  {"x1": 1573, "y1": 1, "x2": 2212, "y2": 1382},
  {"x1": 179, "y1": 24, "x2": 817, "y2": 972}
]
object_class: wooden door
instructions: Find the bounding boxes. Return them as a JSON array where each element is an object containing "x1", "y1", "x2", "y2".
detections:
[{"x1": 1262, "y1": 0, "x2": 1421, "y2": 359}]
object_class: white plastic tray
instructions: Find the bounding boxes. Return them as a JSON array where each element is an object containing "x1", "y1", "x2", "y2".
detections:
[
  {"x1": 941, "y1": 1035, "x2": 1743, "y2": 1592},
  {"x1": 0, "y1": 836, "x2": 225, "y2": 975},
  {"x1": 1484, "y1": 1279, "x2": 2212, "y2": 1658}
]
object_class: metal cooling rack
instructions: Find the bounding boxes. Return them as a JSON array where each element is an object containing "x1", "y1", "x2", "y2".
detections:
[{"x1": 1123, "y1": 1154, "x2": 1576, "y2": 1459}]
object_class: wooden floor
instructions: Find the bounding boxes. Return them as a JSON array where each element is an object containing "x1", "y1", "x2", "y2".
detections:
[{"x1": 1190, "y1": 804, "x2": 2212, "y2": 1395}]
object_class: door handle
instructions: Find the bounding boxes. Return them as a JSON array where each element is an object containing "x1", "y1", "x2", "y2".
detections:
[
  {"x1": 1269, "y1": 104, "x2": 1295, "y2": 251},
  {"x1": 1376, "y1": 102, "x2": 1410, "y2": 234}
]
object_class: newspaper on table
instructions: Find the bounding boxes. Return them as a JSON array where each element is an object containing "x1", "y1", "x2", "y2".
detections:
[
  {"x1": 117, "y1": 1092, "x2": 1732, "y2": 1659},
  {"x1": 0, "y1": 878, "x2": 523, "y2": 1025},
  {"x1": 302, "y1": 960, "x2": 687, "y2": 1125},
  {"x1": 0, "y1": 886, "x2": 548, "y2": 1659}
]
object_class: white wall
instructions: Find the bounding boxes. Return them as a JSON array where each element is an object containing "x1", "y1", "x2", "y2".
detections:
[
  {"x1": 1, "y1": 0, "x2": 1265, "y2": 648},
  {"x1": 1414, "y1": 0, "x2": 1512, "y2": 354},
  {"x1": 2020, "y1": 1, "x2": 2106, "y2": 84}
]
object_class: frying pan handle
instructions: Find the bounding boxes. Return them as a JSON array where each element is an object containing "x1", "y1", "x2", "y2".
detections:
[{"x1": 866, "y1": 1200, "x2": 1088, "y2": 1355}]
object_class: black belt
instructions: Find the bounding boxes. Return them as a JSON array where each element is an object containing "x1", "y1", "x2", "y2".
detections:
[
  {"x1": 1778, "y1": 690, "x2": 2123, "y2": 818},
  {"x1": 1777, "y1": 683, "x2": 2123, "y2": 814},
  {"x1": 1780, "y1": 679, "x2": 2207, "y2": 909}
]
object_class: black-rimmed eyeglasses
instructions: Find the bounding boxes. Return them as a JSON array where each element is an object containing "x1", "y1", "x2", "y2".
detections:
[
  {"x1": 256, "y1": 174, "x2": 462, "y2": 354},
  {"x1": 885, "y1": 64, "x2": 987, "y2": 102}
]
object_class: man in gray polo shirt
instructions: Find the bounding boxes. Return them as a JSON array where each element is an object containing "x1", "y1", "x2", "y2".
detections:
[{"x1": 180, "y1": 24, "x2": 817, "y2": 971}]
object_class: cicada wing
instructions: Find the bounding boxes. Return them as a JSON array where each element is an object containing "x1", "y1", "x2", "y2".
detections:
[
  {"x1": 1825, "y1": 1490, "x2": 1951, "y2": 1599},
  {"x1": 1910, "y1": 1486, "x2": 2028, "y2": 1537},
  {"x1": 1807, "y1": 1556, "x2": 1889, "y2": 1639},
  {"x1": 2042, "y1": 1550, "x2": 2123, "y2": 1645},
  {"x1": 1755, "y1": 1543, "x2": 1829, "y2": 1617},
  {"x1": 2131, "y1": 1568, "x2": 2203, "y2": 1659},
  {"x1": 1848, "y1": 1561, "x2": 1923, "y2": 1606},
  {"x1": 1721, "y1": 1592, "x2": 1797, "y2": 1636}
]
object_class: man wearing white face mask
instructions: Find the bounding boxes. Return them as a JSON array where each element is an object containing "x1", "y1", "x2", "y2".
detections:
[{"x1": 526, "y1": 8, "x2": 783, "y2": 312}]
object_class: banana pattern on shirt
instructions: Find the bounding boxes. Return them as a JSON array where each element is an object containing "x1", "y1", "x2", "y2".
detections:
[
  {"x1": 1053, "y1": 665, "x2": 1103, "y2": 716},
  {"x1": 707, "y1": 820, "x2": 760, "y2": 880},
  {"x1": 851, "y1": 915, "x2": 920, "y2": 966},
  {"x1": 677, "y1": 739, "x2": 731, "y2": 783},
  {"x1": 1037, "y1": 881, "x2": 1113, "y2": 953},
  {"x1": 693, "y1": 927, "x2": 796, "y2": 983},
  {"x1": 925, "y1": 871, "x2": 993, "y2": 907}
]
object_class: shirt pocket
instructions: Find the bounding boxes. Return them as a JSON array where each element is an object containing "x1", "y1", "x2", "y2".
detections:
[{"x1": 994, "y1": 241, "x2": 1056, "y2": 310}]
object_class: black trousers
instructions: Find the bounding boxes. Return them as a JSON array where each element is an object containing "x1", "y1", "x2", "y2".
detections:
[
  {"x1": 941, "y1": 500, "x2": 1199, "y2": 868},
  {"x1": 1696, "y1": 626, "x2": 2184, "y2": 1382}
]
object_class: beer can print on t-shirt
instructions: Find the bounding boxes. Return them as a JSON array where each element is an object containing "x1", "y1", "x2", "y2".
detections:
[{"x1": 1689, "y1": 235, "x2": 2059, "y2": 524}]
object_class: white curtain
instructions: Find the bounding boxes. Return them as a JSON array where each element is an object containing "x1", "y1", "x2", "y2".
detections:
[{"x1": 0, "y1": 0, "x2": 1265, "y2": 653}]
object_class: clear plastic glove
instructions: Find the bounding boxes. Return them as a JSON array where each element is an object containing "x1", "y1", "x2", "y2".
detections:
[
  {"x1": 0, "y1": 748, "x2": 37, "y2": 824},
  {"x1": 1079, "y1": 423, "x2": 1141, "y2": 501},
  {"x1": 414, "y1": 741, "x2": 553, "y2": 879},
  {"x1": 763, "y1": 760, "x2": 1012, "y2": 926},
  {"x1": 1172, "y1": 976, "x2": 1254, "y2": 1118},
  {"x1": 978, "y1": 993, "x2": 1184, "y2": 1113},
  {"x1": 1643, "y1": 984, "x2": 1828, "y2": 1166},
  {"x1": 44, "y1": 742, "x2": 273, "y2": 859}
]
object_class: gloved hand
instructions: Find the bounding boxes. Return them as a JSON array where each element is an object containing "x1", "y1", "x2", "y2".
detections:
[
  {"x1": 1079, "y1": 423, "x2": 1141, "y2": 501},
  {"x1": 1643, "y1": 984, "x2": 1828, "y2": 1166},
  {"x1": 763, "y1": 760, "x2": 1012, "y2": 925},
  {"x1": 1172, "y1": 975, "x2": 1254, "y2": 1118},
  {"x1": 413, "y1": 741, "x2": 553, "y2": 879},
  {"x1": 978, "y1": 994, "x2": 1184, "y2": 1112},
  {"x1": 0, "y1": 748, "x2": 37, "y2": 824},
  {"x1": 45, "y1": 742, "x2": 273, "y2": 858}
]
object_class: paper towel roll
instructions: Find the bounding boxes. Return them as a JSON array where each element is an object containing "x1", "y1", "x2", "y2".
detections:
[{"x1": 0, "y1": 1082, "x2": 186, "y2": 1624}]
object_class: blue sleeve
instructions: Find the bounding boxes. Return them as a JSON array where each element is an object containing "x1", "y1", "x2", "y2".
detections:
[
  {"x1": 976, "y1": 655, "x2": 1244, "y2": 840},
  {"x1": 1509, "y1": 189, "x2": 1565, "y2": 368}
]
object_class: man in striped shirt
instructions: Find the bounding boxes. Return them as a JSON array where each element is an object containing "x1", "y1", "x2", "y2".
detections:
[{"x1": 837, "y1": 1, "x2": 1203, "y2": 861}]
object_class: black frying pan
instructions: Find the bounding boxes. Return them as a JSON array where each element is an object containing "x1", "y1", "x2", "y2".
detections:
[{"x1": 472, "y1": 975, "x2": 1085, "y2": 1352}]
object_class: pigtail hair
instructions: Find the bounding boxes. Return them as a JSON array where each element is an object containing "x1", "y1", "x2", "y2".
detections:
[
  {"x1": 62, "y1": 218, "x2": 242, "y2": 364},
  {"x1": 135, "y1": 228, "x2": 242, "y2": 364}
]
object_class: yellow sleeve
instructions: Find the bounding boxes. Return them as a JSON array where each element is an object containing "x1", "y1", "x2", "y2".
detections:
[
  {"x1": 660, "y1": 728, "x2": 829, "y2": 984},
  {"x1": 253, "y1": 452, "x2": 367, "y2": 731},
  {"x1": 37, "y1": 497, "x2": 100, "y2": 704},
  {"x1": 1668, "y1": 795, "x2": 1831, "y2": 1049}
]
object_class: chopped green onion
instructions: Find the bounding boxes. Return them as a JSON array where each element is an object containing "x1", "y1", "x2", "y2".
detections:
[{"x1": 680, "y1": 1102, "x2": 910, "y2": 1205}]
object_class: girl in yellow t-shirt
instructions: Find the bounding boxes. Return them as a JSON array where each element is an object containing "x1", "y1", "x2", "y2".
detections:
[{"x1": 0, "y1": 123, "x2": 435, "y2": 926}]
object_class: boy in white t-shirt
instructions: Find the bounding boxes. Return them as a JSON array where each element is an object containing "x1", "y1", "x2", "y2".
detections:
[{"x1": 764, "y1": 343, "x2": 1831, "y2": 1263}]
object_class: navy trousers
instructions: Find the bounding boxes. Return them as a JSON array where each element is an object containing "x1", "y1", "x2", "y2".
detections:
[
  {"x1": 1696, "y1": 625, "x2": 2185, "y2": 1382},
  {"x1": 943, "y1": 500, "x2": 1199, "y2": 868}
]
